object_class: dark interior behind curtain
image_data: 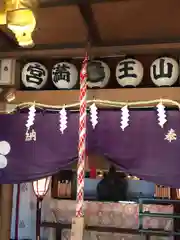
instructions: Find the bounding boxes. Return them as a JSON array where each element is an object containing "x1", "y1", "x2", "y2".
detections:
[{"x1": 0, "y1": 110, "x2": 180, "y2": 187}]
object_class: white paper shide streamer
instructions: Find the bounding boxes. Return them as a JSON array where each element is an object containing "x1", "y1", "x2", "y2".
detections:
[
  {"x1": 156, "y1": 102, "x2": 167, "y2": 128},
  {"x1": 89, "y1": 103, "x2": 98, "y2": 129},
  {"x1": 25, "y1": 104, "x2": 36, "y2": 141},
  {"x1": 26, "y1": 105, "x2": 36, "y2": 131},
  {"x1": 120, "y1": 105, "x2": 130, "y2": 131},
  {"x1": 59, "y1": 106, "x2": 68, "y2": 134}
]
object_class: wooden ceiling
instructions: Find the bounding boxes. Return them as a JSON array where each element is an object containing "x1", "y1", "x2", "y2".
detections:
[{"x1": 1, "y1": 0, "x2": 180, "y2": 58}]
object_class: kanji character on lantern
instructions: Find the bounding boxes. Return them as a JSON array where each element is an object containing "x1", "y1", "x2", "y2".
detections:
[
  {"x1": 21, "y1": 62, "x2": 48, "y2": 89},
  {"x1": 150, "y1": 57, "x2": 179, "y2": 86},
  {"x1": 87, "y1": 60, "x2": 110, "y2": 88},
  {"x1": 53, "y1": 63, "x2": 71, "y2": 82},
  {"x1": 116, "y1": 58, "x2": 144, "y2": 87},
  {"x1": 52, "y1": 62, "x2": 78, "y2": 89}
]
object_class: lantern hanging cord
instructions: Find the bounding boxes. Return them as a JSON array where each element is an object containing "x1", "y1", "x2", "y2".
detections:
[{"x1": 4, "y1": 98, "x2": 180, "y2": 114}]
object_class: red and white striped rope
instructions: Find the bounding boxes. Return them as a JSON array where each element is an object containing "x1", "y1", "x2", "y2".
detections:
[{"x1": 76, "y1": 53, "x2": 88, "y2": 217}]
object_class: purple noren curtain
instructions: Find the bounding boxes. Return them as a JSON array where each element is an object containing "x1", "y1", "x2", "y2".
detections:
[{"x1": 0, "y1": 110, "x2": 180, "y2": 187}]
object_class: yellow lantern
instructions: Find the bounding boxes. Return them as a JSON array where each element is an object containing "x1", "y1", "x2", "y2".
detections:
[
  {"x1": 13, "y1": 28, "x2": 35, "y2": 47},
  {"x1": 0, "y1": 0, "x2": 39, "y2": 47},
  {"x1": 0, "y1": 1, "x2": 6, "y2": 24}
]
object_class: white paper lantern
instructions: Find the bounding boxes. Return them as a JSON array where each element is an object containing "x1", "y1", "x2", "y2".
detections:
[
  {"x1": 87, "y1": 60, "x2": 110, "y2": 88},
  {"x1": 33, "y1": 177, "x2": 51, "y2": 198},
  {"x1": 52, "y1": 62, "x2": 78, "y2": 89},
  {"x1": 21, "y1": 62, "x2": 48, "y2": 89},
  {"x1": 116, "y1": 58, "x2": 144, "y2": 87},
  {"x1": 150, "y1": 57, "x2": 179, "y2": 87}
]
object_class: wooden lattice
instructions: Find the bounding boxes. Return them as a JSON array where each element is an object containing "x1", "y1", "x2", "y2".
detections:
[{"x1": 155, "y1": 185, "x2": 171, "y2": 199}]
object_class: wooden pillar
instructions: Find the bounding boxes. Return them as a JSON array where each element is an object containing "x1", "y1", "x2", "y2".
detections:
[
  {"x1": 0, "y1": 184, "x2": 13, "y2": 240},
  {"x1": 0, "y1": 185, "x2": 1, "y2": 234}
]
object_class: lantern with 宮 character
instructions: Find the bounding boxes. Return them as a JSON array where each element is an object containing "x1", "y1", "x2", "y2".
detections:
[
  {"x1": 32, "y1": 177, "x2": 51, "y2": 240},
  {"x1": 0, "y1": 0, "x2": 39, "y2": 47}
]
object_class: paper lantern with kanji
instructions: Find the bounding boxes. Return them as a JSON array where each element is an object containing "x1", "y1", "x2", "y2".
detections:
[
  {"x1": 21, "y1": 62, "x2": 48, "y2": 89},
  {"x1": 87, "y1": 60, "x2": 110, "y2": 88},
  {"x1": 52, "y1": 62, "x2": 78, "y2": 89},
  {"x1": 150, "y1": 57, "x2": 179, "y2": 87},
  {"x1": 116, "y1": 58, "x2": 144, "y2": 87}
]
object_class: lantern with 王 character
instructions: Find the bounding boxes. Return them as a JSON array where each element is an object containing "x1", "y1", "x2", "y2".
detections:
[
  {"x1": 33, "y1": 177, "x2": 51, "y2": 240},
  {"x1": 0, "y1": 0, "x2": 39, "y2": 47}
]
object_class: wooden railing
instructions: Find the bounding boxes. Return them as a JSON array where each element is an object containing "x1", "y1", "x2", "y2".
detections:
[{"x1": 41, "y1": 198, "x2": 180, "y2": 240}]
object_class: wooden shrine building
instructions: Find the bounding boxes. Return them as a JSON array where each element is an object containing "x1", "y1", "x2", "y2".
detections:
[{"x1": 1, "y1": 0, "x2": 180, "y2": 240}]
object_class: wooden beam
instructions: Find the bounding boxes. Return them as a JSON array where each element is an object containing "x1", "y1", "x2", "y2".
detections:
[
  {"x1": 40, "y1": 0, "x2": 127, "y2": 8},
  {"x1": 1, "y1": 42, "x2": 180, "y2": 58},
  {"x1": 77, "y1": 2, "x2": 102, "y2": 44},
  {"x1": 0, "y1": 29, "x2": 17, "y2": 48},
  {"x1": 11, "y1": 88, "x2": 180, "y2": 106},
  {"x1": 41, "y1": 221, "x2": 175, "y2": 237}
]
